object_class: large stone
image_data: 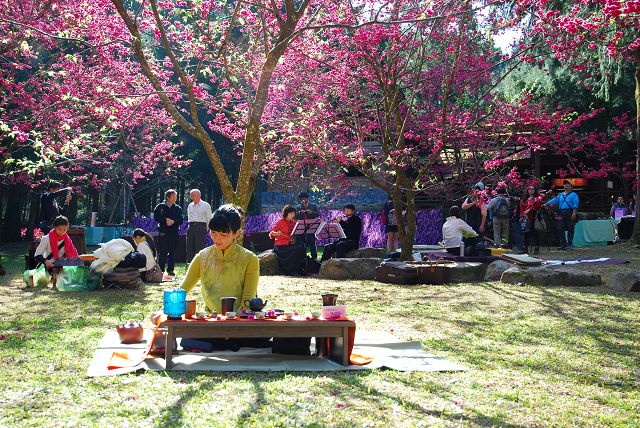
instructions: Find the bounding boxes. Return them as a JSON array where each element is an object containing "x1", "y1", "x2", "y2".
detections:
[
  {"x1": 345, "y1": 247, "x2": 387, "y2": 259},
  {"x1": 607, "y1": 272, "x2": 640, "y2": 292},
  {"x1": 258, "y1": 250, "x2": 281, "y2": 276},
  {"x1": 501, "y1": 266, "x2": 601, "y2": 287},
  {"x1": 446, "y1": 262, "x2": 487, "y2": 283},
  {"x1": 319, "y1": 258, "x2": 383, "y2": 280},
  {"x1": 484, "y1": 260, "x2": 515, "y2": 281}
]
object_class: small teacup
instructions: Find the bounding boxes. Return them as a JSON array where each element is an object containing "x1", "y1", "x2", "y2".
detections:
[
  {"x1": 254, "y1": 311, "x2": 265, "y2": 319},
  {"x1": 226, "y1": 311, "x2": 236, "y2": 319},
  {"x1": 284, "y1": 311, "x2": 294, "y2": 319},
  {"x1": 310, "y1": 311, "x2": 321, "y2": 319},
  {"x1": 196, "y1": 311, "x2": 207, "y2": 319}
]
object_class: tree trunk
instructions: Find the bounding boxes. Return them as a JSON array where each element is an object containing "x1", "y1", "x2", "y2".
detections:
[
  {"x1": 26, "y1": 192, "x2": 39, "y2": 241},
  {"x1": 632, "y1": 64, "x2": 640, "y2": 245},
  {"x1": 2, "y1": 185, "x2": 23, "y2": 242}
]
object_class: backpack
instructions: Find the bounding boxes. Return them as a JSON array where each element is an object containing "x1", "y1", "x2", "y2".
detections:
[
  {"x1": 494, "y1": 197, "x2": 510, "y2": 219},
  {"x1": 388, "y1": 209, "x2": 398, "y2": 226}
]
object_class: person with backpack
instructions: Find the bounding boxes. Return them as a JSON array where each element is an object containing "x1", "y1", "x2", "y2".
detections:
[
  {"x1": 485, "y1": 187, "x2": 511, "y2": 248},
  {"x1": 544, "y1": 180, "x2": 579, "y2": 250}
]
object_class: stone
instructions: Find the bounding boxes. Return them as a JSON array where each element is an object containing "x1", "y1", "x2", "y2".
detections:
[
  {"x1": 500, "y1": 266, "x2": 601, "y2": 287},
  {"x1": 484, "y1": 260, "x2": 515, "y2": 281},
  {"x1": 319, "y1": 258, "x2": 383, "y2": 280},
  {"x1": 446, "y1": 262, "x2": 487, "y2": 283},
  {"x1": 258, "y1": 250, "x2": 281, "y2": 276},
  {"x1": 345, "y1": 247, "x2": 387, "y2": 259},
  {"x1": 607, "y1": 272, "x2": 640, "y2": 292}
]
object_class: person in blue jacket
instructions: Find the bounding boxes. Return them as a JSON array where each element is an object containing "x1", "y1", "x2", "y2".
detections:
[{"x1": 543, "y1": 180, "x2": 579, "y2": 250}]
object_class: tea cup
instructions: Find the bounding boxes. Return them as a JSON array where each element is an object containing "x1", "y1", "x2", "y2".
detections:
[
  {"x1": 226, "y1": 311, "x2": 236, "y2": 319},
  {"x1": 254, "y1": 311, "x2": 265, "y2": 319},
  {"x1": 310, "y1": 311, "x2": 321, "y2": 319},
  {"x1": 284, "y1": 311, "x2": 294, "y2": 319},
  {"x1": 196, "y1": 311, "x2": 207, "y2": 319}
]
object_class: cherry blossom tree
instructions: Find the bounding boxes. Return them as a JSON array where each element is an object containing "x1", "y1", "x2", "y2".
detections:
[
  {"x1": 517, "y1": 0, "x2": 640, "y2": 241},
  {"x1": 1, "y1": 0, "x2": 186, "y2": 189}
]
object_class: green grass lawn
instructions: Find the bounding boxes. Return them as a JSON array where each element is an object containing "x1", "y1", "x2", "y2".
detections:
[{"x1": 1, "y1": 242, "x2": 639, "y2": 427}]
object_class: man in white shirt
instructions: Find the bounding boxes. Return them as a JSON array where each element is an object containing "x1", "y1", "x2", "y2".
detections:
[
  {"x1": 442, "y1": 206, "x2": 478, "y2": 255},
  {"x1": 186, "y1": 189, "x2": 213, "y2": 262}
]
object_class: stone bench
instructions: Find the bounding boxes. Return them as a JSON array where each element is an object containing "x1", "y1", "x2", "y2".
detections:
[{"x1": 500, "y1": 266, "x2": 602, "y2": 287}]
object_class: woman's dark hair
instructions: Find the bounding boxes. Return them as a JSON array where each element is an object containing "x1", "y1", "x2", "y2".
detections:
[
  {"x1": 133, "y1": 228, "x2": 157, "y2": 257},
  {"x1": 449, "y1": 206, "x2": 461, "y2": 218},
  {"x1": 523, "y1": 186, "x2": 536, "y2": 201},
  {"x1": 47, "y1": 181, "x2": 62, "y2": 191},
  {"x1": 209, "y1": 204, "x2": 243, "y2": 233},
  {"x1": 344, "y1": 204, "x2": 356, "y2": 211},
  {"x1": 165, "y1": 189, "x2": 177, "y2": 199},
  {"x1": 282, "y1": 204, "x2": 296, "y2": 218},
  {"x1": 52, "y1": 216, "x2": 69, "y2": 228}
]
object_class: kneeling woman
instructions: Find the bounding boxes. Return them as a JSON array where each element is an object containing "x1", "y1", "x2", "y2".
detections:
[
  {"x1": 132, "y1": 228, "x2": 161, "y2": 282},
  {"x1": 34, "y1": 215, "x2": 79, "y2": 269},
  {"x1": 269, "y1": 205, "x2": 308, "y2": 276},
  {"x1": 180, "y1": 204, "x2": 258, "y2": 313}
]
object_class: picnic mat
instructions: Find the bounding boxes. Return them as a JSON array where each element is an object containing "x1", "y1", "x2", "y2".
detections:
[
  {"x1": 427, "y1": 252, "x2": 499, "y2": 263},
  {"x1": 87, "y1": 330, "x2": 466, "y2": 377},
  {"x1": 545, "y1": 257, "x2": 627, "y2": 266}
]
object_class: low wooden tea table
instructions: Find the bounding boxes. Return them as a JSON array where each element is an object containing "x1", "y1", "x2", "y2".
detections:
[{"x1": 160, "y1": 318, "x2": 355, "y2": 369}]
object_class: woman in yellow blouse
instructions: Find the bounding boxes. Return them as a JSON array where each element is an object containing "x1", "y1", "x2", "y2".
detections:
[{"x1": 180, "y1": 204, "x2": 259, "y2": 313}]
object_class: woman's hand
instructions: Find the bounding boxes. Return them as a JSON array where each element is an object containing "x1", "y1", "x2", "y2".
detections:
[
  {"x1": 150, "y1": 311, "x2": 163, "y2": 324},
  {"x1": 45, "y1": 260, "x2": 54, "y2": 269}
]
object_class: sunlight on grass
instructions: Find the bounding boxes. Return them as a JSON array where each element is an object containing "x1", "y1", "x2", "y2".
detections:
[{"x1": 1, "y1": 242, "x2": 639, "y2": 426}]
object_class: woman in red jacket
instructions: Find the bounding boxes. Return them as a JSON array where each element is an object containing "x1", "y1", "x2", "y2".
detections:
[
  {"x1": 520, "y1": 186, "x2": 542, "y2": 254},
  {"x1": 269, "y1": 205, "x2": 308, "y2": 275}
]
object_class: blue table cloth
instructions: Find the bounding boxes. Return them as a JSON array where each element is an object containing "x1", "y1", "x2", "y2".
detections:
[
  {"x1": 84, "y1": 226, "x2": 125, "y2": 245},
  {"x1": 572, "y1": 220, "x2": 616, "y2": 247}
]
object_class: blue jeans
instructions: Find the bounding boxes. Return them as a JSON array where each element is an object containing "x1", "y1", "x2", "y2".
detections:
[{"x1": 511, "y1": 218, "x2": 524, "y2": 250}]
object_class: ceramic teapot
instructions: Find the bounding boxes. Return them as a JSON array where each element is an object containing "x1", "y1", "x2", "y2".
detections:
[
  {"x1": 117, "y1": 312, "x2": 144, "y2": 344},
  {"x1": 244, "y1": 295, "x2": 268, "y2": 312}
]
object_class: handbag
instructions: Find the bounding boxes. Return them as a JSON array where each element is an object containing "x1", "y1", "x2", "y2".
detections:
[
  {"x1": 519, "y1": 216, "x2": 530, "y2": 233},
  {"x1": 56, "y1": 266, "x2": 101, "y2": 292},
  {"x1": 534, "y1": 212, "x2": 546, "y2": 232},
  {"x1": 22, "y1": 265, "x2": 51, "y2": 288},
  {"x1": 146, "y1": 263, "x2": 164, "y2": 283}
]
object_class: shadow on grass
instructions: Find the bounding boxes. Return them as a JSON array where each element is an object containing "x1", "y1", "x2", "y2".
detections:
[{"x1": 149, "y1": 370, "x2": 523, "y2": 427}]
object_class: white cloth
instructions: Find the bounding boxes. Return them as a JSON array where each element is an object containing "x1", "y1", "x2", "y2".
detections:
[
  {"x1": 137, "y1": 241, "x2": 155, "y2": 272},
  {"x1": 187, "y1": 201, "x2": 213, "y2": 224},
  {"x1": 34, "y1": 235, "x2": 66, "y2": 260},
  {"x1": 90, "y1": 239, "x2": 134, "y2": 274},
  {"x1": 442, "y1": 216, "x2": 478, "y2": 249}
]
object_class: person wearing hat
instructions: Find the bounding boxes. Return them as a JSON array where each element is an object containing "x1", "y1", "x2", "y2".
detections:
[
  {"x1": 295, "y1": 191, "x2": 320, "y2": 260},
  {"x1": 544, "y1": 180, "x2": 579, "y2": 250},
  {"x1": 461, "y1": 182, "x2": 487, "y2": 235}
]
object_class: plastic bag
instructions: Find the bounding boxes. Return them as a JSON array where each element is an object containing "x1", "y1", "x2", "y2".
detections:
[
  {"x1": 55, "y1": 266, "x2": 101, "y2": 292},
  {"x1": 22, "y1": 266, "x2": 51, "y2": 288}
]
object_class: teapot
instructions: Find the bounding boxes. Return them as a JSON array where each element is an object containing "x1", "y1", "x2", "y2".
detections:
[
  {"x1": 244, "y1": 295, "x2": 268, "y2": 312},
  {"x1": 117, "y1": 312, "x2": 144, "y2": 344}
]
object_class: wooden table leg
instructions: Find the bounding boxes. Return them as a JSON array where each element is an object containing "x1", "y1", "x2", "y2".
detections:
[
  {"x1": 341, "y1": 327, "x2": 350, "y2": 366},
  {"x1": 165, "y1": 327, "x2": 174, "y2": 370}
]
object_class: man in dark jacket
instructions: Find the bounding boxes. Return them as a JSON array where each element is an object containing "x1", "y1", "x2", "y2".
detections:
[
  {"x1": 153, "y1": 189, "x2": 184, "y2": 276},
  {"x1": 39, "y1": 181, "x2": 72, "y2": 234},
  {"x1": 295, "y1": 191, "x2": 320, "y2": 260},
  {"x1": 320, "y1": 204, "x2": 362, "y2": 261}
]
